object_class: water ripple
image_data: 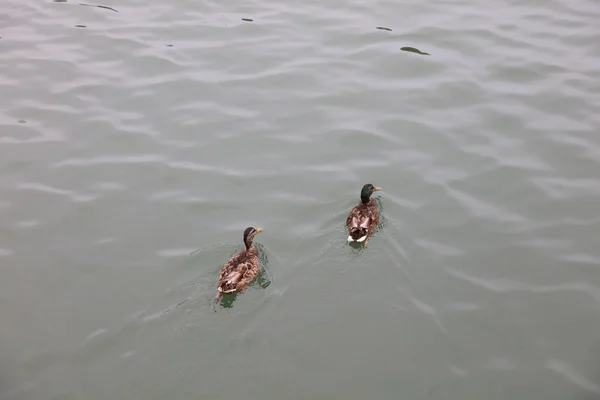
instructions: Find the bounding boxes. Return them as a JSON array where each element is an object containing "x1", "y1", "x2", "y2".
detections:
[
  {"x1": 17, "y1": 182, "x2": 98, "y2": 203},
  {"x1": 0, "y1": 248, "x2": 15, "y2": 257},
  {"x1": 53, "y1": 154, "x2": 164, "y2": 167},
  {"x1": 547, "y1": 359, "x2": 600, "y2": 396},
  {"x1": 446, "y1": 267, "x2": 600, "y2": 303}
]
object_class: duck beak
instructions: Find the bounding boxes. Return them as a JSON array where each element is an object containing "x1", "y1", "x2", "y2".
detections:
[
  {"x1": 374, "y1": 187, "x2": 382, "y2": 191},
  {"x1": 255, "y1": 228, "x2": 263, "y2": 233}
]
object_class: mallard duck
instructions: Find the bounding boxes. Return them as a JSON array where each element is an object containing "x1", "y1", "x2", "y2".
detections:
[
  {"x1": 215, "y1": 227, "x2": 263, "y2": 301},
  {"x1": 346, "y1": 184, "x2": 381, "y2": 246}
]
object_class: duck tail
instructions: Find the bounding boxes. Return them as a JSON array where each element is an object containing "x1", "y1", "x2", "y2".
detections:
[{"x1": 348, "y1": 227, "x2": 367, "y2": 242}]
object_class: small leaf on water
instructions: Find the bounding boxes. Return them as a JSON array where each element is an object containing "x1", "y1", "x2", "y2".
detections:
[
  {"x1": 75, "y1": 24, "x2": 87, "y2": 28},
  {"x1": 241, "y1": 18, "x2": 253, "y2": 22},
  {"x1": 400, "y1": 46, "x2": 430, "y2": 55},
  {"x1": 376, "y1": 26, "x2": 392, "y2": 31}
]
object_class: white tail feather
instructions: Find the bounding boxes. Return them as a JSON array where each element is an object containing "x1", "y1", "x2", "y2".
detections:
[
  {"x1": 349, "y1": 216, "x2": 370, "y2": 243},
  {"x1": 348, "y1": 234, "x2": 367, "y2": 242}
]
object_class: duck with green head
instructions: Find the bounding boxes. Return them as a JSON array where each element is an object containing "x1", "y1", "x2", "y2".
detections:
[
  {"x1": 215, "y1": 226, "x2": 263, "y2": 301},
  {"x1": 346, "y1": 184, "x2": 382, "y2": 247}
]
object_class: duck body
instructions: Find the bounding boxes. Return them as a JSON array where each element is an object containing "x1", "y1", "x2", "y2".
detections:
[
  {"x1": 216, "y1": 227, "x2": 262, "y2": 300},
  {"x1": 346, "y1": 184, "x2": 381, "y2": 246}
]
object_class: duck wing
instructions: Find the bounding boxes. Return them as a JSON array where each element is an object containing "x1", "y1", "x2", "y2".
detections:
[
  {"x1": 217, "y1": 250, "x2": 259, "y2": 294},
  {"x1": 346, "y1": 206, "x2": 371, "y2": 242}
]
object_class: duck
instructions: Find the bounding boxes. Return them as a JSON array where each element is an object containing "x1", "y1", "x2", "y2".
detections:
[
  {"x1": 346, "y1": 184, "x2": 381, "y2": 246},
  {"x1": 215, "y1": 227, "x2": 263, "y2": 301}
]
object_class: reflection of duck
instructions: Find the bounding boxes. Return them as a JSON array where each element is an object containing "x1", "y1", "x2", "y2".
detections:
[
  {"x1": 215, "y1": 227, "x2": 263, "y2": 301},
  {"x1": 346, "y1": 184, "x2": 381, "y2": 247}
]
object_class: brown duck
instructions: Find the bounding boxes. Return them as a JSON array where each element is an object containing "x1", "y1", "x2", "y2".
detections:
[
  {"x1": 215, "y1": 227, "x2": 263, "y2": 301},
  {"x1": 346, "y1": 184, "x2": 382, "y2": 247}
]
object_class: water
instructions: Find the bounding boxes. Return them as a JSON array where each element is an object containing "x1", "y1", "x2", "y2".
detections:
[{"x1": 1, "y1": 0, "x2": 600, "y2": 398}]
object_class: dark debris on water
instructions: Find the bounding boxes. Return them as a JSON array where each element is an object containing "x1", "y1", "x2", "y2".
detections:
[
  {"x1": 79, "y1": 3, "x2": 119, "y2": 12},
  {"x1": 400, "y1": 46, "x2": 430, "y2": 56},
  {"x1": 51, "y1": 2, "x2": 435, "y2": 58},
  {"x1": 53, "y1": 0, "x2": 119, "y2": 12}
]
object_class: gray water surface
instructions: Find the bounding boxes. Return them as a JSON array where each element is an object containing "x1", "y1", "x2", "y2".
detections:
[{"x1": 1, "y1": 0, "x2": 600, "y2": 399}]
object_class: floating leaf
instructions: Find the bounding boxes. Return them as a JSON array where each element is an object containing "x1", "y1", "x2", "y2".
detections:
[
  {"x1": 75, "y1": 24, "x2": 87, "y2": 28},
  {"x1": 400, "y1": 46, "x2": 430, "y2": 55},
  {"x1": 241, "y1": 18, "x2": 253, "y2": 22},
  {"x1": 376, "y1": 26, "x2": 392, "y2": 31}
]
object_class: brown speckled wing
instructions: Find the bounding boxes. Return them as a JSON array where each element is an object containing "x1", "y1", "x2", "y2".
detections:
[{"x1": 217, "y1": 248, "x2": 260, "y2": 293}]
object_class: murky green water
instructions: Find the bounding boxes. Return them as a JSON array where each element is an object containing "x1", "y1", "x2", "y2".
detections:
[{"x1": 1, "y1": 0, "x2": 600, "y2": 398}]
